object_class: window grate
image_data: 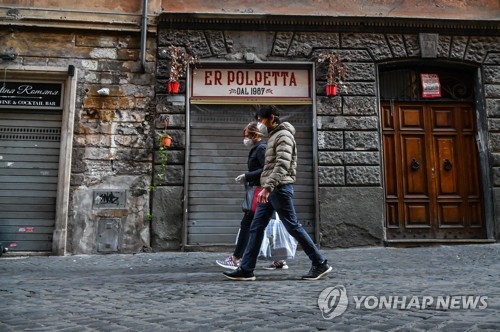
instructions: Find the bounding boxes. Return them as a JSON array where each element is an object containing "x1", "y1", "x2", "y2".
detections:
[
  {"x1": 379, "y1": 67, "x2": 474, "y2": 102},
  {"x1": 0, "y1": 127, "x2": 61, "y2": 141}
]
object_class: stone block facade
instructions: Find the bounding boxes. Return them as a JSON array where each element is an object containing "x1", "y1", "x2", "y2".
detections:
[
  {"x1": 2, "y1": 3, "x2": 498, "y2": 254},
  {"x1": 154, "y1": 21, "x2": 500, "y2": 248}
]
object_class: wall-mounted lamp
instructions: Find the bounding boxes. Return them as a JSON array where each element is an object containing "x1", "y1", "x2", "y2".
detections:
[{"x1": 97, "y1": 88, "x2": 110, "y2": 96}]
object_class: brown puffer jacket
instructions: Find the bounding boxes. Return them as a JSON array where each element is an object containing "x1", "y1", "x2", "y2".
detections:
[{"x1": 260, "y1": 122, "x2": 297, "y2": 192}]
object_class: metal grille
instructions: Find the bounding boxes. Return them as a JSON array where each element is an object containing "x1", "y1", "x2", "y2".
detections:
[
  {"x1": 0, "y1": 110, "x2": 62, "y2": 252},
  {"x1": 187, "y1": 104, "x2": 315, "y2": 245},
  {"x1": 379, "y1": 67, "x2": 474, "y2": 101},
  {"x1": 0, "y1": 126, "x2": 61, "y2": 141}
]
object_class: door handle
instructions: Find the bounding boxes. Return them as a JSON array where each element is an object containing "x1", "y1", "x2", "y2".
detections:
[
  {"x1": 411, "y1": 158, "x2": 420, "y2": 171},
  {"x1": 443, "y1": 159, "x2": 453, "y2": 171}
]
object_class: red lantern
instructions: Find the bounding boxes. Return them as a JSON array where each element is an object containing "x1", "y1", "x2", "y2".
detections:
[
  {"x1": 167, "y1": 81, "x2": 180, "y2": 94},
  {"x1": 326, "y1": 84, "x2": 337, "y2": 97}
]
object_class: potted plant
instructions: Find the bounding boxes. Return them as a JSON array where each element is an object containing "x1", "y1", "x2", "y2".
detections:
[
  {"x1": 159, "y1": 118, "x2": 172, "y2": 147},
  {"x1": 167, "y1": 45, "x2": 199, "y2": 94},
  {"x1": 149, "y1": 118, "x2": 171, "y2": 192},
  {"x1": 148, "y1": 141, "x2": 169, "y2": 192},
  {"x1": 317, "y1": 51, "x2": 347, "y2": 97},
  {"x1": 159, "y1": 133, "x2": 172, "y2": 147}
]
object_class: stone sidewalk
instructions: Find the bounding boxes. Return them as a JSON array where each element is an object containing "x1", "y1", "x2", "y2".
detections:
[{"x1": 0, "y1": 244, "x2": 499, "y2": 331}]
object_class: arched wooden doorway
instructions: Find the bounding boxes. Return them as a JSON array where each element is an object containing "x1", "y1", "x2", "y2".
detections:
[{"x1": 380, "y1": 65, "x2": 487, "y2": 242}]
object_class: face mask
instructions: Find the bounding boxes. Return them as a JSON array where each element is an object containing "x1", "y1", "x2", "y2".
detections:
[
  {"x1": 243, "y1": 138, "x2": 253, "y2": 147},
  {"x1": 257, "y1": 122, "x2": 268, "y2": 136}
]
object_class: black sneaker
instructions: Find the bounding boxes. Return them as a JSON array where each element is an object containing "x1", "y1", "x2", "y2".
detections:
[
  {"x1": 223, "y1": 267, "x2": 256, "y2": 281},
  {"x1": 301, "y1": 260, "x2": 333, "y2": 280}
]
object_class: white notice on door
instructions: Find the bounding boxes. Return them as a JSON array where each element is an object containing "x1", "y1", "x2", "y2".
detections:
[{"x1": 421, "y1": 73, "x2": 441, "y2": 98}]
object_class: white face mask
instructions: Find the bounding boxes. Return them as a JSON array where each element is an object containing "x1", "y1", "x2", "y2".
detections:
[
  {"x1": 257, "y1": 122, "x2": 268, "y2": 136},
  {"x1": 243, "y1": 138, "x2": 253, "y2": 147}
]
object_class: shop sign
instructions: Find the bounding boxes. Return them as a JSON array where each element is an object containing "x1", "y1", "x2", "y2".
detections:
[
  {"x1": 421, "y1": 73, "x2": 441, "y2": 98},
  {"x1": 0, "y1": 81, "x2": 63, "y2": 110},
  {"x1": 191, "y1": 68, "x2": 310, "y2": 99}
]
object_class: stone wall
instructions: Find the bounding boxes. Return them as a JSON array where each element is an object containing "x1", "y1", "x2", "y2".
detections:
[
  {"x1": 0, "y1": 27, "x2": 157, "y2": 254},
  {"x1": 155, "y1": 26, "x2": 500, "y2": 248},
  {"x1": 70, "y1": 33, "x2": 156, "y2": 254},
  {"x1": 485, "y1": 53, "x2": 500, "y2": 240},
  {"x1": 150, "y1": 98, "x2": 186, "y2": 250}
]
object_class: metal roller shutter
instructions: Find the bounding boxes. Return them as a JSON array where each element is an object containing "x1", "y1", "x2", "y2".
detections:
[
  {"x1": 0, "y1": 110, "x2": 61, "y2": 251},
  {"x1": 187, "y1": 104, "x2": 315, "y2": 245}
]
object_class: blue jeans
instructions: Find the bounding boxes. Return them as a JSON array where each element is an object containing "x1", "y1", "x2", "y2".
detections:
[{"x1": 240, "y1": 184, "x2": 325, "y2": 272}]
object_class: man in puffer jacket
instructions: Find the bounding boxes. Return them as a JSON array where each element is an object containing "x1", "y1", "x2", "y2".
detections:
[{"x1": 224, "y1": 106, "x2": 332, "y2": 281}]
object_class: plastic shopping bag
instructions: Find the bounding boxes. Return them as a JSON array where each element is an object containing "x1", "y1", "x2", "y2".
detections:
[
  {"x1": 235, "y1": 228, "x2": 240, "y2": 245},
  {"x1": 258, "y1": 213, "x2": 298, "y2": 261}
]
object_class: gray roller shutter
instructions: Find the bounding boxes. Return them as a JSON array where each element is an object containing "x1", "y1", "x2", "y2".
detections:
[
  {"x1": 187, "y1": 104, "x2": 314, "y2": 245},
  {"x1": 0, "y1": 110, "x2": 61, "y2": 251}
]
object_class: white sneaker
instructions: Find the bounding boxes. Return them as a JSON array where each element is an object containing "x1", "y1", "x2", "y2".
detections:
[{"x1": 216, "y1": 256, "x2": 240, "y2": 270}]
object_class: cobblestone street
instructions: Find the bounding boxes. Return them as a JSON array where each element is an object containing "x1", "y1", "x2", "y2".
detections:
[{"x1": 1, "y1": 244, "x2": 499, "y2": 331}]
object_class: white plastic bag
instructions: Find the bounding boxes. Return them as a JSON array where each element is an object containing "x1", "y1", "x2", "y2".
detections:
[{"x1": 258, "y1": 213, "x2": 298, "y2": 260}]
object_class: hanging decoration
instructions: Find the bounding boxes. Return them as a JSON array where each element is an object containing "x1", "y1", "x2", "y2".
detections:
[
  {"x1": 317, "y1": 51, "x2": 347, "y2": 97},
  {"x1": 160, "y1": 118, "x2": 172, "y2": 147},
  {"x1": 167, "y1": 46, "x2": 199, "y2": 94}
]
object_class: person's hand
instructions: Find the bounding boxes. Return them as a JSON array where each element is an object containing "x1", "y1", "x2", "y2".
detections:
[
  {"x1": 258, "y1": 188, "x2": 270, "y2": 203},
  {"x1": 235, "y1": 174, "x2": 246, "y2": 183}
]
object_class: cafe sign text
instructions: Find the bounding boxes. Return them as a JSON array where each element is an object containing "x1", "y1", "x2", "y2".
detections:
[
  {"x1": 191, "y1": 68, "x2": 311, "y2": 99},
  {"x1": 0, "y1": 81, "x2": 63, "y2": 110}
]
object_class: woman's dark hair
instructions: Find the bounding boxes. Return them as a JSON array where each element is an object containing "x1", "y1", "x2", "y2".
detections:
[{"x1": 256, "y1": 105, "x2": 281, "y2": 124}]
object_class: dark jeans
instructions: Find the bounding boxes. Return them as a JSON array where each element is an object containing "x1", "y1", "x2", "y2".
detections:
[
  {"x1": 240, "y1": 184, "x2": 325, "y2": 272},
  {"x1": 233, "y1": 211, "x2": 253, "y2": 259}
]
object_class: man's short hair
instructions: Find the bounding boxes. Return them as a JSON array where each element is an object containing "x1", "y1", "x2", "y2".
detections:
[{"x1": 257, "y1": 105, "x2": 280, "y2": 123}]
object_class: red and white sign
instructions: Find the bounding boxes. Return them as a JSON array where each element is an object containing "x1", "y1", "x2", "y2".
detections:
[
  {"x1": 421, "y1": 73, "x2": 441, "y2": 98},
  {"x1": 191, "y1": 68, "x2": 311, "y2": 99}
]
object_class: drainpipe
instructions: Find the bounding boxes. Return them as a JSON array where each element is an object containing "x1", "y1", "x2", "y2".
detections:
[{"x1": 140, "y1": 0, "x2": 148, "y2": 73}]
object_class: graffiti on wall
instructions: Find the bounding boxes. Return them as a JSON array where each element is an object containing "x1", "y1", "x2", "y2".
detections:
[{"x1": 92, "y1": 190, "x2": 126, "y2": 209}]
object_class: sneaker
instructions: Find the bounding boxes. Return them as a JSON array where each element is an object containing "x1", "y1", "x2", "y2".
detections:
[
  {"x1": 301, "y1": 260, "x2": 333, "y2": 280},
  {"x1": 223, "y1": 267, "x2": 256, "y2": 281},
  {"x1": 216, "y1": 256, "x2": 240, "y2": 270},
  {"x1": 263, "y1": 260, "x2": 289, "y2": 270}
]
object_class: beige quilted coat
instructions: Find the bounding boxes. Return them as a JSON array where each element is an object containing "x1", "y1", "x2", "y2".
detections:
[{"x1": 260, "y1": 122, "x2": 297, "y2": 192}]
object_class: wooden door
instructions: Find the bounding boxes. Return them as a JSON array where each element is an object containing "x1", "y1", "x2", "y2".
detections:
[{"x1": 382, "y1": 102, "x2": 486, "y2": 240}]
